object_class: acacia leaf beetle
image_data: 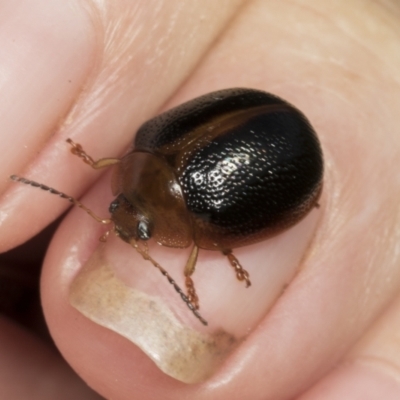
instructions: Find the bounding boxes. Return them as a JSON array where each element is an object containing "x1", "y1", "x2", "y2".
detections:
[{"x1": 11, "y1": 88, "x2": 324, "y2": 325}]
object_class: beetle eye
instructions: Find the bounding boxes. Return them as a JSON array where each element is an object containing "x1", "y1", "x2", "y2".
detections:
[
  {"x1": 137, "y1": 220, "x2": 151, "y2": 241},
  {"x1": 109, "y1": 198, "x2": 120, "y2": 214}
]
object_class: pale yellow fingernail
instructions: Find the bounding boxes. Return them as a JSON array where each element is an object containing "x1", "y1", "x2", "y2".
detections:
[{"x1": 69, "y1": 244, "x2": 241, "y2": 384}]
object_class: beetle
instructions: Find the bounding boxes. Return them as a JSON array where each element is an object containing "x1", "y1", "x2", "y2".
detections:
[{"x1": 11, "y1": 88, "x2": 323, "y2": 325}]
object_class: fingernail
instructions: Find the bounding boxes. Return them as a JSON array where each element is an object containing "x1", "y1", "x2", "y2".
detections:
[
  {"x1": 69, "y1": 205, "x2": 321, "y2": 383},
  {"x1": 0, "y1": 0, "x2": 94, "y2": 194},
  {"x1": 299, "y1": 361, "x2": 400, "y2": 400}
]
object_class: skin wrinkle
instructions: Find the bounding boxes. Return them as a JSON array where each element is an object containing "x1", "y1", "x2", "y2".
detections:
[
  {"x1": 288, "y1": 0, "x2": 400, "y2": 85},
  {"x1": 282, "y1": 50, "x2": 378, "y2": 93},
  {"x1": 243, "y1": 2, "x2": 398, "y2": 130},
  {"x1": 54, "y1": 2, "x2": 105, "y2": 131},
  {"x1": 360, "y1": 203, "x2": 400, "y2": 310},
  {"x1": 356, "y1": 357, "x2": 400, "y2": 382},
  {"x1": 62, "y1": 0, "x2": 247, "y2": 137},
  {"x1": 376, "y1": 0, "x2": 400, "y2": 16},
  {"x1": 145, "y1": 0, "x2": 250, "y2": 104},
  {"x1": 347, "y1": 219, "x2": 399, "y2": 328},
  {"x1": 304, "y1": 83, "x2": 360, "y2": 115},
  {"x1": 268, "y1": 10, "x2": 398, "y2": 107},
  {"x1": 352, "y1": 138, "x2": 400, "y2": 314},
  {"x1": 328, "y1": 194, "x2": 400, "y2": 326},
  {"x1": 63, "y1": 2, "x2": 153, "y2": 128},
  {"x1": 294, "y1": 114, "x2": 400, "y2": 337},
  {"x1": 89, "y1": 1, "x2": 245, "y2": 88},
  {"x1": 150, "y1": 3, "x2": 185, "y2": 61}
]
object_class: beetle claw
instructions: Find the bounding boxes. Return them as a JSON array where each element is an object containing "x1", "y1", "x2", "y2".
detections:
[
  {"x1": 185, "y1": 276, "x2": 200, "y2": 310},
  {"x1": 224, "y1": 251, "x2": 252, "y2": 288}
]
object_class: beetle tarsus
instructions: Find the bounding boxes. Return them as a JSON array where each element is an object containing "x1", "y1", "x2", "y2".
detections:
[
  {"x1": 185, "y1": 276, "x2": 199, "y2": 310},
  {"x1": 183, "y1": 245, "x2": 200, "y2": 309},
  {"x1": 223, "y1": 250, "x2": 252, "y2": 288},
  {"x1": 67, "y1": 138, "x2": 95, "y2": 166},
  {"x1": 66, "y1": 138, "x2": 120, "y2": 169}
]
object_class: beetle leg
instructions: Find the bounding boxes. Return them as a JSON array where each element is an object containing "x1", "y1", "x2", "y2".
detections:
[
  {"x1": 66, "y1": 138, "x2": 120, "y2": 169},
  {"x1": 184, "y1": 245, "x2": 200, "y2": 309},
  {"x1": 99, "y1": 228, "x2": 114, "y2": 242},
  {"x1": 130, "y1": 239, "x2": 207, "y2": 325},
  {"x1": 223, "y1": 250, "x2": 252, "y2": 288}
]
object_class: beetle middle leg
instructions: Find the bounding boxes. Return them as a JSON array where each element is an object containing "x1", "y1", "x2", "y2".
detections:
[
  {"x1": 223, "y1": 250, "x2": 252, "y2": 288},
  {"x1": 66, "y1": 138, "x2": 120, "y2": 169},
  {"x1": 184, "y1": 245, "x2": 200, "y2": 309}
]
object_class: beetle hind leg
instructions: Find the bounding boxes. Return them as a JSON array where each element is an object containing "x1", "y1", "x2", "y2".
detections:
[
  {"x1": 184, "y1": 245, "x2": 200, "y2": 309},
  {"x1": 66, "y1": 138, "x2": 120, "y2": 169},
  {"x1": 223, "y1": 250, "x2": 251, "y2": 288}
]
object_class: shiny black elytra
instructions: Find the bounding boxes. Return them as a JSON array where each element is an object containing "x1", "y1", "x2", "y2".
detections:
[{"x1": 11, "y1": 88, "x2": 324, "y2": 325}]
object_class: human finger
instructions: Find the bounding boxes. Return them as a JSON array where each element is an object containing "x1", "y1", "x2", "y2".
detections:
[
  {"x1": 298, "y1": 290, "x2": 400, "y2": 399},
  {"x1": 0, "y1": 0, "x2": 244, "y2": 252},
  {"x1": 41, "y1": 1, "x2": 400, "y2": 399},
  {"x1": 0, "y1": 316, "x2": 102, "y2": 400}
]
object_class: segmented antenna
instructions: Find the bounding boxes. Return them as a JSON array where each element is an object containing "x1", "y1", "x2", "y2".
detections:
[
  {"x1": 10, "y1": 175, "x2": 111, "y2": 225},
  {"x1": 10, "y1": 174, "x2": 208, "y2": 326}
]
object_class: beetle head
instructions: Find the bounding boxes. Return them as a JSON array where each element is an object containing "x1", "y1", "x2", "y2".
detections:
[{"x1": 109, "y1": 194, "x2": 152, "y2": 242}]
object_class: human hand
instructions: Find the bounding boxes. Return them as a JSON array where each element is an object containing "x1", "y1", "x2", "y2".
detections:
[{"x1": 1, "y1": 1, "x2": 400, "y2": 399}]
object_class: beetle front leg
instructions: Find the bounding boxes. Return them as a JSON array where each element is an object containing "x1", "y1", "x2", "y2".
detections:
[
  {"x1": 66, "y1": 138, "x2": 120, "y2": 169},
  {"x1": 184, "y1": 245, "x2": 200, "y2": 309},
  {"x1": 223, "y1": 250, "x2": 252, "y2": 288}
]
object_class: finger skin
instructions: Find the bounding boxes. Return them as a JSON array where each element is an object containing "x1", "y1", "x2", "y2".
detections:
[
  {"x1": 39, "y1": 1, "x2": 400, "y2": 400},
  {"x1": 299, "y1": 291, "x2": 400, "y2": 399},
  {"x1": 0, "y1": 0, "x2": 244, "y2": 251},
  {"x1": 0, "y1": 0, "x2": 95, "y2": 197},
  {"x1": 0, "y1": 1, "x2": 244, "y2": 398},
  {"x1": 0, "y1": 316, "x2": 102, "y2": 400}
]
